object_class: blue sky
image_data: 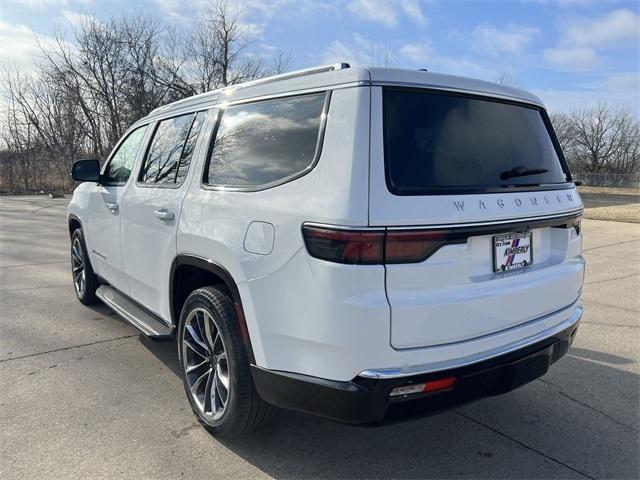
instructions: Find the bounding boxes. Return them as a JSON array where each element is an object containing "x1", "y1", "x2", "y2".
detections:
[{"x1": 1, "y1": 0, "x2": 639, "y2": 114}]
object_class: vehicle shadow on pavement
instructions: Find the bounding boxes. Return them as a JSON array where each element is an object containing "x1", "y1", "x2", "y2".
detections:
[{"x1": 140, "y1": 338, "x2": 640, "y2": 479}]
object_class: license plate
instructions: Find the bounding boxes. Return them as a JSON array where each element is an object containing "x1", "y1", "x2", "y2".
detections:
[{"x1": 494, "y1": 232, "x2": 532, "y2": 272}]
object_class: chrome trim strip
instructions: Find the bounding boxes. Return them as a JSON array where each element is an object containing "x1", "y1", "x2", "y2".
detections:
[
  {"x1": 358, "y1": 303, "x2": 583, "y2": 379},
  {"x1": 386, "y1": 208, "x2": 584, "y2": 230},
  {"x1": 304, "y1": 207, "x2": 583, "y2": 232}
]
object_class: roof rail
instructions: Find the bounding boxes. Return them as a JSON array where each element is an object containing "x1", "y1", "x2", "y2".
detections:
[
  {"x1": 220, "y1": 63, "x2": 351, "y2": 94},
  {"x1": 148, "y1": 63, "x2": 350, "y2": 116}
]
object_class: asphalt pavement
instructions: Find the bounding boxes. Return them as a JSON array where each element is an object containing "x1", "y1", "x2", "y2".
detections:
[{"x1": 1, "y1": 195, "x2": 638, "y2": 479}]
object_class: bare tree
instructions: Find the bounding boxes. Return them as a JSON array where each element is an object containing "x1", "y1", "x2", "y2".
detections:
[
  {"x1": 369, "y1": 43, "x2": 394, "y2": 68},
  {"x1": 550, "y1": 104, "x2": 640, "y2": 175},
  {"x1": 570, "y1": 103, "x2": 628, "y2": 173},
  {"x1": 268, "y1": 51, "x2": 291, "y2": 75},
  {"x1": 0, "y1": 1, "x2": 373, "y2": 193},
  {"x1": 494, "y1": 73, "x2": 522, "y2": 88},
  {"x1": 185, "y1": 0, "x2": 271, "y2": 92},
  {"x1": 549, "y1": 112, "x2": 574, "y2": 157}
]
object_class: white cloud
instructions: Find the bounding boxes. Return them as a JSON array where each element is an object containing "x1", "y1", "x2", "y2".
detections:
[
  {"x1": 527, "y1": 0, "x2": 603, "y2": 5},
  {"x1": 544, "y1": 9, "x2": 640, "y2": 71},
  {"x1": 243, "y1": 0, "x2": 339, "y2": 19},
  {"x1": 347, "y1": 0, "x2": 398, "y2": 28},
  {"x1": 347, "y1": 0, "x2": 427, "y2": 28},
  {"x1": 471, "y1": 24, "x2": 540, "y2": 56},
  {"x1": 322, "y1": 39, "x2": 364, "y2": 65},
  {"x1": 398, "y1": 41, "x2": 494, "y2": 79},
  {"x1": 153, "y1": 0, "x2": 191, "y2": 22},
  {"x1": 7, "y1": 0, "x2": 69, "y2": 7},
  {"x1": 565, "y1": 9, "x2": 640, "y2": 47},
  {"x1": 401, "y1": 0, "x2": 427, "y2": 27},
  {"x1": 0, "y1": 20, "x2": 57, "y2": 73},
  {"x1": 399, "y1": 43, "x2": 431, "y2": 63},
  {"x1": 543, "y1": 46, "x2": 598, "y2": 70},
  {"x1": 600, "y1": 72, "x2": 640, "y2": 91},
  {"x1": 322, "y1": 33, "x2": 394, "y2": 66},
  {"x1": 61, "y1": 9, "x2": 98, "y2": 27},
  {"x1": 532, "y1": 86, "x2": 640, "y2": 116}
]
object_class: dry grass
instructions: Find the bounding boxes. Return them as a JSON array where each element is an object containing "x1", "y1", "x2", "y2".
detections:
[
  {"x1": 578, "y1": 186, "x2": 640, "y2": 223},
  {"x1": 578, "y1": 185, "x2": 640, "y2": 196}
]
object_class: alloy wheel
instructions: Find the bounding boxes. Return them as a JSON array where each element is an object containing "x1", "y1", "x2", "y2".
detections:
[
  {"x1": 71, "y1": 237, "x2": 86, "y2": 297},
  {"x1": 182, "y1": 308, "x2": 230, "y2": 421}
]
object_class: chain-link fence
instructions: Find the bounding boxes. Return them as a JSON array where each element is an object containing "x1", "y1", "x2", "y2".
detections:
[{"x1": 573, "y1": 172, "x2": 640, "y2": 189}]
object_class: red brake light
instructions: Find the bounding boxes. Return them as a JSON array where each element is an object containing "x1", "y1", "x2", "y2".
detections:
[
  {"x1": 385, "y1": 230, "x2": 450, "y2": 264},
  {"x1": 302, "y1": 226, "x2": 384, "y2": 265},
  {"x1": 302, "y1": 226, "x2": 453, "y2": 265}
]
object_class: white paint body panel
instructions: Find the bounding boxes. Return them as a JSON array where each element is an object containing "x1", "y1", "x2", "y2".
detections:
[
  {"x1": 68, "y1": 67, "x2": 585, "y2": 383},
  {"x1": 177, "y1": 87, "x2": 372, "y2": 369},
  {"x1": 244, "y1": 222, "x2": 275, "y2": 255},
  {"x1": 120, "y1": 183, "x2": 186, "y2": 322},
  {"x1": 368, "y1": 86, "x2": 584, "y2": 352}
]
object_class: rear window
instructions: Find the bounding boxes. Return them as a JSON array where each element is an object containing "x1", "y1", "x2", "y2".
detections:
[
  {"x1": 204, "y1": 92, "x2": 327, "y2": 189},
  {"x1": 384, "y1": 88, "x2": 569, "y2": 195}
]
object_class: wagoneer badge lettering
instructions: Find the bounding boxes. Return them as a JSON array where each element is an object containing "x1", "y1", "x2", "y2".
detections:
[{"x1": 452, "y1": 193, "x2": 575, "y2": 212}]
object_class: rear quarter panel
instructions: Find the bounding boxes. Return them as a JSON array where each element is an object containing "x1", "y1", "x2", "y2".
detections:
[{"x1": 177, "y1": 86, "x2": 375, "y2": 370}]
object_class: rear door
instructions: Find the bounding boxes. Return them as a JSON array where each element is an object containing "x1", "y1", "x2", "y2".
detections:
[
  {"x1": 120, "y1": 110, "x2": 210, "y2": 322},
  {"x1": 368, "y1": 86, "x2": 584, "y2": 349}
]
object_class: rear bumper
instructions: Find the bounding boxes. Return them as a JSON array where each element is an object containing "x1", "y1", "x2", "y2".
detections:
[{"x1": 252, "y1": 306, "x2": 581, "y2": 424}]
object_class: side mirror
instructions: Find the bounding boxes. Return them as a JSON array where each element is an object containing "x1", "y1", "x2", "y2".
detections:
[{"x1": 71, "y1": 159, "x2": 101, "y2": 182}]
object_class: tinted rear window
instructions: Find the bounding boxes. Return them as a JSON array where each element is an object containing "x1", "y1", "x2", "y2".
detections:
[
  {"x1": 384, "y1": 88, "x2": 568, "y2": 195},
  {"x1": 204, "y1": 92, "x2": 326, "y2": 189}
]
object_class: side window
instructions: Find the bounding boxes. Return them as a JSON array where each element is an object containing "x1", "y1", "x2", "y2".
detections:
[
  {"x1": 139, "y1": 114, "x2": 194, "y2": 185},
  {"x1": 204, "y1": 92, "x2": 327, "y2": 189},
  {"x1": 176, "y1": 111, "x2": 207, "y2": 185},
  {"x1": 102, "y1": 126, "x2": 148, "y2": 185}
]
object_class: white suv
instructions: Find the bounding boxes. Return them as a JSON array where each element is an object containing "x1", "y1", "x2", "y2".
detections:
[{"x1": 68, "y1": 64, "x2": 584, "y2": 437}]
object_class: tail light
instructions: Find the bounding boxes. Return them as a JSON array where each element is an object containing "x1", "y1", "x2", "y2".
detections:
[
  {"x1": 385, "y1": 230, "x2": 451, "y2": 264},
  {"x1": 301, "y1": 226, "x2": 384, "y2": 265},
  {"x1": 389, "y1": 377, "x2": 458, "y2": 398},
  {"x1": 302, "y1": 225, "x2": 453, "y2": 265}
]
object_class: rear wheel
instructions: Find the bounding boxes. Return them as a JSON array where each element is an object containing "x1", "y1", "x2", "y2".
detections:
[
  {"x1": 71, "y1": 228, "x2": 97, "y2": 305},
  {"x1": 177, "y1": 287, "x2": 273, "y2": 437}
]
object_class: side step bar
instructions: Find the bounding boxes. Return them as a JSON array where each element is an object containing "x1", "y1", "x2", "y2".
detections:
[{"x1": 96, "y1": 285, "x2": 174, "y2": 338}]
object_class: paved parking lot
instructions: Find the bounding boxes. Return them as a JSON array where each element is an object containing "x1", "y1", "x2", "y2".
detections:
[{"x1": 1, "y1": 195, "x2": 638, "y2": 479}]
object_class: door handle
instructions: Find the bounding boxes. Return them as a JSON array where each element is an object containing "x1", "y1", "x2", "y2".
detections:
[
  {"x1": 105, "y1": 202, "x2": 119, "y2": 213},
  {"x1": 153, "y1": 208, "x2": 175, "y2": 221}
]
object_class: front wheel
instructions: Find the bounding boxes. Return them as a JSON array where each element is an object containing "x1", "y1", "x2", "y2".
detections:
[
  {"x1": 177, "y1": 287, "x2": 274, "y2": 437},
  {"x1": 70, "y1": 228, "x2": 98, "y2": 305}
]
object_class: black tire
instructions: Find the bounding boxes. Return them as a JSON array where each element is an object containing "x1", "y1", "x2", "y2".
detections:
[
  {"x1": 71, "y1": 228, "x2": 98, "y2": 305},
  {"x1": 177, "y1": 287, "x2": 274, "y2": 437}
]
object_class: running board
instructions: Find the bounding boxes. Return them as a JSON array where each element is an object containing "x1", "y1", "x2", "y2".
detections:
[{"x1": 96, "y1": 285, "x2": 174, "y2": 338}]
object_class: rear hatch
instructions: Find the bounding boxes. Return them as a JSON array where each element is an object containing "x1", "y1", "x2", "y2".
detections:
[{"x1": 369, "y1": 86, "x2": 584, "y2": 349}]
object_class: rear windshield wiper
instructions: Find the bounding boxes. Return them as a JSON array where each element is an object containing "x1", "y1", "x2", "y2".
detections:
[{"x1": 500, "y1": 165, "x2": 549, "y2": 181}]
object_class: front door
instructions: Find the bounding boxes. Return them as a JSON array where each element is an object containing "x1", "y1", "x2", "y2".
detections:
[
  {"x1": 120, "y1": 110, "x2": 210, "y2": 323},
  {"x1": 86, "y1": 125, "x2": 149, "y2": 293}
]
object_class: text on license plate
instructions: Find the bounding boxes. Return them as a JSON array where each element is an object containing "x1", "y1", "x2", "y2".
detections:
[{"x1": 494, "y1": 232, "x2": 532, "y2": 272}]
